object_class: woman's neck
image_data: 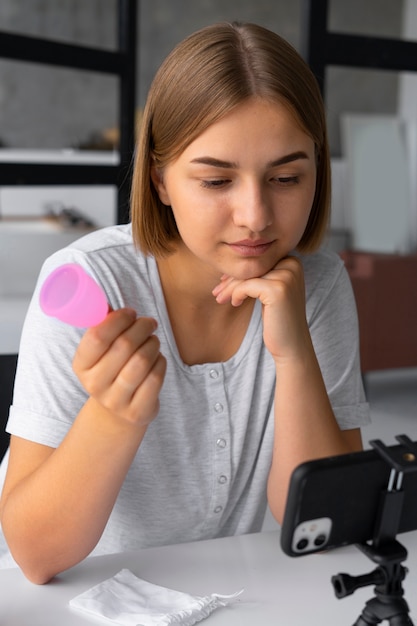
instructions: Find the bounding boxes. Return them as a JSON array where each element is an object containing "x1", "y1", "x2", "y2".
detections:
[{"x1": 156, "y1": 252, "x2": 255, "y2": 365}]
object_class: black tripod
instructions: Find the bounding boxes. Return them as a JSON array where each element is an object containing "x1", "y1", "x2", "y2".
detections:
[
  {"x1": 330, "y1": 436, "x2": 417, "y2": 626},
  {"x1": 332, "y1": 539, "x2": 412, "y2": 625}
]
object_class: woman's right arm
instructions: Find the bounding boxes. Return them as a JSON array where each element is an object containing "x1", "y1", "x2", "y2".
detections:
[{"x1": 0, "y1": 309, "x2": 166, "y2": 584}]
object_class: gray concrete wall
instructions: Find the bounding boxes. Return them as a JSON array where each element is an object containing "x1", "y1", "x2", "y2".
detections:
[{"x1": 0, "y1": 0, "x2": 405, "y2": 154}]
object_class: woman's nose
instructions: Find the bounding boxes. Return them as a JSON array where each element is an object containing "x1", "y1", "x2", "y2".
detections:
[{"x1": 232, "y1": 182, "x2": 273, "y2": 232}]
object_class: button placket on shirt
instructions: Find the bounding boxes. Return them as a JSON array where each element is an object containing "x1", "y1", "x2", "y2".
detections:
[{"x1": 207, "y1": 366, "x2": 231, "y2": 520}]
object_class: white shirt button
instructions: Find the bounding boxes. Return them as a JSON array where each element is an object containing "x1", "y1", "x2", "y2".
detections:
[
  {"x1": 214, "y1": 506, "x2": 223, "y2": 514},
  {"x1": 214, "y1": 402, "x2": 223, "y2": 413},
  {"x1": 209, "y1": 369, "x2": 219, "y2": 379},
  {"x1": 216, "y1": 438, "x2": 227, "y2": 449},
  {"x1": 218, "y1": 475, "x2": 228, "y2": 484}
]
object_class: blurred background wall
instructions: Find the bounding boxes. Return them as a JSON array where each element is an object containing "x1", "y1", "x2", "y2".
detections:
[{"x1": 0, "y1": 0, "x2": 405, "y2": 155}]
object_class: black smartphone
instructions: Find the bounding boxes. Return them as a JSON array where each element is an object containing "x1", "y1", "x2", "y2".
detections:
[{"x1": 280, "y1": 436, "x2": 417, "y2": 557}]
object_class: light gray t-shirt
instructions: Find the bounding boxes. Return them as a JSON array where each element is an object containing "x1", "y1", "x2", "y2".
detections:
[{"x1": 6, "y1": 224, "x2": 369, "y2": 555}]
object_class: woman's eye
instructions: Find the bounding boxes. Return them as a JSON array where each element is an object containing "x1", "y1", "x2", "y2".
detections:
[
  {"x1": 200, "y1": 179, "x2": 229, "y2": 189},
  {"x1": 274, "y1": 175, "x2": 300, "y2": 186}
]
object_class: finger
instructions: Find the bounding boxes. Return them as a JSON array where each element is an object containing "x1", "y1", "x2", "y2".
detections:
[
  {"x1": 114, "y1": 333, "x2": 163, "y2": 398},
  {"x1": 74, "y1": 310, "x2": 153, "y2": 370},
  {"x1": 213, "y1": 274, "x2": 267, "y2": 307},
  {"x1": 229, "y1": 278, "x2": 265, "y2": 307},
  {"x1": 98, "y1": 347, "x2": 167, "y2": 425},
  {"x1": 212, "y1": 275, "x2": 232, "y2": 297},
  {"x1": 269, "y1": 255, "x2": 304, "y2": 281},
  {"x1": 124, "y1": 353, "x2": 167, "y2": 424},
  {"x1": 212, "y1": 276, "x2": 241, "y2": 304},
  {"x1": 78, "y1": 318, "x2": 160, "y2": 396}
]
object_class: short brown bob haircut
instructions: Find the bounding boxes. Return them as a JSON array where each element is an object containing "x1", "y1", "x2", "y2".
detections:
[{"x1": 131, "y1": 21, "x2": 331, "y2": 257}]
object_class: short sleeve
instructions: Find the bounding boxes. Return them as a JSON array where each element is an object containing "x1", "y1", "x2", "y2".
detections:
[
  {"x1": 6, "y1": 250, "x2": 92, "y2": 447},
  {"x1": 303, "y1": 251, "x2": 370, "y2": 430}
]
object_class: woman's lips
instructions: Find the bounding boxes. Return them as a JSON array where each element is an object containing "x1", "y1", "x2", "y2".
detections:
[{"x1": 227, "y1": 239, "x2": 275, "y2": 257}]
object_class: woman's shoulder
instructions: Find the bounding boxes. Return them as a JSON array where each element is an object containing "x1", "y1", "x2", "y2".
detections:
[
  {"x1": 67, "y1": 223, "x2": 134, "y2": 254},
  {"x1": 39, "y1": 223, "x2": 142, "y2": 272},
  {"x1": 299, "y1": 246, "x2": 344, "y2": 281},
  {"x1": 298, "y1": 246, "x2": 348, "y2": 303},
  {"x1": 37, "y1": 223, "x2": 152, "y2": 298}
]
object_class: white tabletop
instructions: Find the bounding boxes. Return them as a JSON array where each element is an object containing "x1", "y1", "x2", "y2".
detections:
[{"x1": 1, "y1": 529, "x2": 416, "y2": 625}]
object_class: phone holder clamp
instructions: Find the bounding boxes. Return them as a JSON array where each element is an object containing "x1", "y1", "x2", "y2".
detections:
[{"x1": 331, "y1": 435, "x2": 417, "y2": 626}]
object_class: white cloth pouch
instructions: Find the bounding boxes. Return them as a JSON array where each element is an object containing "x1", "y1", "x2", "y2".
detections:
[{"x1": 69, "y1": 568, "x2": 243, "y2": 626}]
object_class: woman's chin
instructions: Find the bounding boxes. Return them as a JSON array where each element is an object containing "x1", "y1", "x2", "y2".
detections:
[{"x1": 226, "y1": 257, "x2": 283, "y2": 281}]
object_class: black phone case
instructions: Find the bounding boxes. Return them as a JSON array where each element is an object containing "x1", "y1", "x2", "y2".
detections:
[{"x1": 280, "y1": 441, "x2": 417, "y2": 557}]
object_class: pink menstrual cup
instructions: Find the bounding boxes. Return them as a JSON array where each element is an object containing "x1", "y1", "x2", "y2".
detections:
[{"x1": 39, "y1": 263, "x2": 108, "y2": 327}]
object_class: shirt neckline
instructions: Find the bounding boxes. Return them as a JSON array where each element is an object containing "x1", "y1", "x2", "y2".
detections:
[{"x1": 146, "y1": 255, "x2": 263, "y2": 373}]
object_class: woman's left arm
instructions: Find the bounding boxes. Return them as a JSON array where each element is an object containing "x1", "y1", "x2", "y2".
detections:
[{"x1": 213, "y1": 255, "x2": 364, "y2": 523}]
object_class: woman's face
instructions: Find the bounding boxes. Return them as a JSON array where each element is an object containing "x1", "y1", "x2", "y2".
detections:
[{"x1": 151, "y1": 98, "x2": 317, "y2": 281}]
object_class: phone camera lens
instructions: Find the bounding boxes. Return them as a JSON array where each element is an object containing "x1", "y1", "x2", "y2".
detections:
[
  {"x1": 314, "y1": 534, "x2": 327, "y2": 547},
  {"x1": 296, "y1": 538, "x2": 309, "y2": 551}
]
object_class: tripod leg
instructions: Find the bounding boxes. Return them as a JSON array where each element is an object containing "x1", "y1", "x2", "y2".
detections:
[
  {"x1": 388, "y1": 616, "x2": 414, "y2": 626},
  {"x1": 351, "y1": 598, "x2": 382, "y2": 625},
  {"x1": 352, "y1": 609, "x2": 380, "y2": 625},
  {"x1": 351, "y1": 596, "x2": 415, "y2": 626},
  {"x1": 353, "y1": 615, "x2": 379, "y2": 626}
]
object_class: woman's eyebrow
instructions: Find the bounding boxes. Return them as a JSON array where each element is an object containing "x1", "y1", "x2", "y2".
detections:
[
  {"x1": 190, "y1": 151, "x2": 309, "y2": 169},
  {"x1": 267, "y1": 151, "x2": 309, "y2": 167},
  {"x1": 190, "y1": 156, "x2": 238, "y2": 168}
]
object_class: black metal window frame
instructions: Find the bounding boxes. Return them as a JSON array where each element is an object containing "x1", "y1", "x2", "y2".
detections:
[
  {"x1": 0, "y1": 0, "x2": 137, "y2": 224},
  {"x1": 301, "y1": 0, "x2": 417, "y2": 97}
]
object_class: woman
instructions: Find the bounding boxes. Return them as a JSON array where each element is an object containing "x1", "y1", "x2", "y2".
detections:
[{"x1": 0, "y1": 22, "x2": 369, "y2": 583}]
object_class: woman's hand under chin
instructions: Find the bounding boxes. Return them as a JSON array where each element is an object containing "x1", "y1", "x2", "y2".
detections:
[{"x1": 212, "y1": 256, "x2": 313, "y2": 363}]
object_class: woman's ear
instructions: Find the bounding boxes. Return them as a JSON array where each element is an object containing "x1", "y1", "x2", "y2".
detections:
[{"x1": 150, "y1": 163, "x2": 171, "y2": 205}]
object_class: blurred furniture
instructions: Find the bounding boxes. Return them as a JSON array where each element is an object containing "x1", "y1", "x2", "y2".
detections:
[
  {"x1": 0, "y1": 0, "x2": 136, "y2": 224},
  {"x1": 341, "y1": 250, "x2": 417, "y2": 373},
  {"x1": 0, "y1": 354, "x2": 17, "y2": 461}
]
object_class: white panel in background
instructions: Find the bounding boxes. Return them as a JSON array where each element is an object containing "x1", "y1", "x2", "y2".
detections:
[{"x1": 341, "y1": 114, "x2": 411, "y2": 253}]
